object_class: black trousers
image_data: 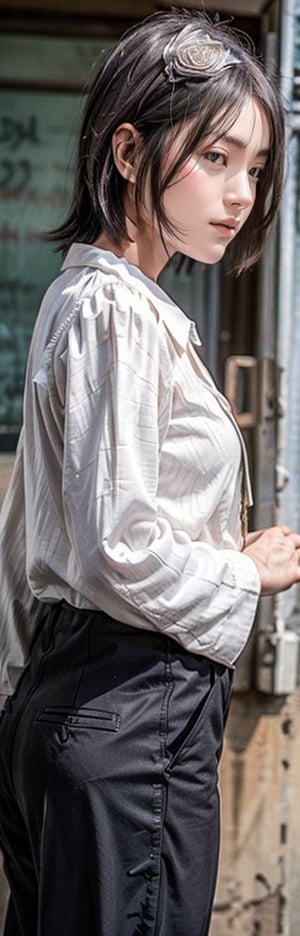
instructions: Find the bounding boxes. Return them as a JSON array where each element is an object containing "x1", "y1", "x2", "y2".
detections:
[{"x1": 0, "y1": 603, "x2": 233, "y2": 936}]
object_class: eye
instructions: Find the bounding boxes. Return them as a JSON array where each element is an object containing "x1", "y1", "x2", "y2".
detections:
[
  {"x1": 204, "y1": 151, "x2": 227, "y2": 166},
  {"x1": 249, "y1": 165, "x2": 265, "y2": 181}
]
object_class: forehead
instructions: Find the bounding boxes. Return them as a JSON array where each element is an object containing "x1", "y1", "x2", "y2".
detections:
[
  {"x1": 167, "y1": 94, "x2": 271, "y2": 156},
  {"x1": 222, "y1": 96, "x2": 270, "y2": 150}
]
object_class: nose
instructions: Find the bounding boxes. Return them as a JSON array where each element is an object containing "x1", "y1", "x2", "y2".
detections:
[{"x1": 224, "y1": 171, "x2": 254, "y2": 211}]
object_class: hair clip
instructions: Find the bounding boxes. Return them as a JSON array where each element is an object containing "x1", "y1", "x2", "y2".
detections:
[{"x1": 163, "y1": 26, "x2": 241, "y2": 83}]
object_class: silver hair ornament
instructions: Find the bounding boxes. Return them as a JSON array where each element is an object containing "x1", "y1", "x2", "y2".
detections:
[{"x1": 163, "y1": 27, "x2": 241, "y2": 83}]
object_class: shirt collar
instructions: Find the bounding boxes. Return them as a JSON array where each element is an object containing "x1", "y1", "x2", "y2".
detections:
[{"x1": 61, "y1": 243, "x2": 202, "y2": 351}]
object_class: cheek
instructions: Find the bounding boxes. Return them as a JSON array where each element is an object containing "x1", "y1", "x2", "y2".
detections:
[
  {"x1": 242, "y1": 192, "x2": 257, "y2": 225},
  {"x1": 164, "y1": 163, "x2": 207, "y2": 217},
  {"x1": 173, "y1": 158, "x2": 203, "y2": 188}
]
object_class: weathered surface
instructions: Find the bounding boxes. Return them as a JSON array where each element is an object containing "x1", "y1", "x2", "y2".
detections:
[{"x1": 211, "y1": 689, "x2": 300, "y2": 935}]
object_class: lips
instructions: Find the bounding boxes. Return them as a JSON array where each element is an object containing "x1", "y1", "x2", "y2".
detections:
[
  {"x1": 210, "y1": 219, "x2": 240, "y2": 237},
  {"x1": 212, "y1": 217, "x2": 240, "y2": 229}
]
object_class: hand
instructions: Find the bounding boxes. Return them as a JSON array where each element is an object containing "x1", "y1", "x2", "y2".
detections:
[{"x1": 243, "y1": 525, "x2": 300, "y2": 596}]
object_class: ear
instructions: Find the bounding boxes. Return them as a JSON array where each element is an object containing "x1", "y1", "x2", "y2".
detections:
[{"x1": 112, "y1": 123, "x2": 142, "y2": 183}]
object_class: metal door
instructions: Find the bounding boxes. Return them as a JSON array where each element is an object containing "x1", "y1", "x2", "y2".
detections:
[{"x1": 223, "y1": 0, "x2": 300, "y2": 693}]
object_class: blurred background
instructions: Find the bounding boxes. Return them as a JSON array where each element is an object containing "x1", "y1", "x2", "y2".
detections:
[{"x1": 1, "y1": 1, "x2": 300, "y2": 933}]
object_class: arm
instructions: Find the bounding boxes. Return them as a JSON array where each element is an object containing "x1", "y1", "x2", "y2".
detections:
[{"x1": 55, "y1": 285, "x2": 260, "y2": 666}]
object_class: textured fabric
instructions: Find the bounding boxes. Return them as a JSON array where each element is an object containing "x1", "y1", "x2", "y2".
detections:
[
  {"x1": 0, "y1": 244, "x2": 260, "y2": 695},
  {"x1": 0, "y1": 603, "x2": 233, "y2": 936}
]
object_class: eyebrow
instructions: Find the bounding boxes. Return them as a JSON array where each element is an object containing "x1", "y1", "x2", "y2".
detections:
[{"x1": 222, "y1": 133, "x2": 270, "y2": 159}]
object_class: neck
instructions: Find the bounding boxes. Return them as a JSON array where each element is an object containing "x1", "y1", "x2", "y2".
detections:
[{"x1": 93, "y1": 214, "x2": 171, "y2": 282}]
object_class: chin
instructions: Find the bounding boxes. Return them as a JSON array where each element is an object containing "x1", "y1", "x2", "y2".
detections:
[{"x1": 189, "y1": 248, "x2": 227, "y2": 265}]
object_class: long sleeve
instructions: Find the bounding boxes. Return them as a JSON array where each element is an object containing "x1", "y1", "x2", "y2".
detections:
[
  {"x1": 27, "y1": 273, "x2": 260, "y2": 667},
  {"x1": 0, "y1": 245, "x2": 261, "y2": 696}
]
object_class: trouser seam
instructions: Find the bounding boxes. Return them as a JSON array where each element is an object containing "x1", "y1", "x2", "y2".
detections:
[{"x1": 134, "y1": 650, "x2": 172, "y2": 936}]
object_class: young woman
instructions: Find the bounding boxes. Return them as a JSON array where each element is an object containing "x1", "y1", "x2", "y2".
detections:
[{"x1": 1, "y1": 9, "x2": 300, "y2": 936}]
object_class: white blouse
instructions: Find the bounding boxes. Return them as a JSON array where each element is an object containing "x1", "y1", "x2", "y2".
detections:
[{"x1": 0, "y1": 244, "x2": 260, "y2": 696}]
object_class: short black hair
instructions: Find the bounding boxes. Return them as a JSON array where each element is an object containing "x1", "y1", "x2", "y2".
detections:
[{"x1": 49, "y1": 8, "x2": 286, "y2": 274}]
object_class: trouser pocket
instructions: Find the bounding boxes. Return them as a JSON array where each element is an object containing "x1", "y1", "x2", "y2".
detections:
[{"x1": 165, "y1": 664, "x2": 233, "y2": 775}]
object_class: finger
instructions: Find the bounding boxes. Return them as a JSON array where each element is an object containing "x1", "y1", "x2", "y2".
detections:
[{"x1": 287, "y1": 533, "x2": 300, "y2": 548}]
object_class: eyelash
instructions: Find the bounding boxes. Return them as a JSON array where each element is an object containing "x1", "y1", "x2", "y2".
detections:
[
  {"x1": 203, "y1": 151, "x2": 265, "y2": 181},
  {"x1": 204, "y1": 151, "x2": 226, "y2": 166},
  {"x1": 248, "y1": 166, "x2": 264, "y2": 181}
]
